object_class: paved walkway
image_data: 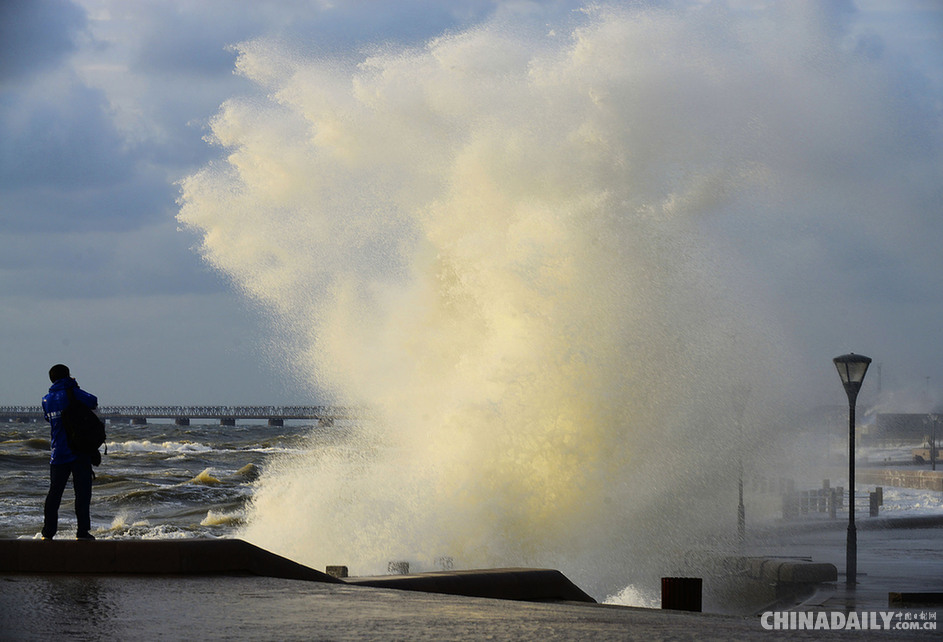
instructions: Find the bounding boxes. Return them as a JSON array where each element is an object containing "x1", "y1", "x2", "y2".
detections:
[
  {"x1": 746, "y1": 518, "x2": 943, "y2": 612},
  {"x1": 1, "y1": 517, "x2": 940, "y2": 640},
  {"x1": 4, "y1": 573, "x2": 937, "y2": 641}
]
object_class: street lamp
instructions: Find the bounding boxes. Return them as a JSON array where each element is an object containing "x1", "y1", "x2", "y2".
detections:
[
  {"x1": 833, "y1": 352, "x2": 872, "y2": 587},
  {"x1": 730, "y1": 387, "x2": 750, "y2": 546}
]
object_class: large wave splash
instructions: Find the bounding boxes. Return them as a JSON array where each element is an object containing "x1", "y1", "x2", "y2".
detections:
[{"x1": 178, "y1": 3, "x2": 884, "y2": 598}]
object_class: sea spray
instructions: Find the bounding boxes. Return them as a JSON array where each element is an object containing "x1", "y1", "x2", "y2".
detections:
[{"x1": 177, "y1": 3, "x2": 897, "y2": 598}]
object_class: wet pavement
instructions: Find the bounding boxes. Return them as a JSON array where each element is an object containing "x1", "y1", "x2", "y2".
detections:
[
  {"x1": 1, "y1": 517, "x2": 940, "y2": 640},
  {"x1": 4, "y1": 572, "x2": 935, "y2": 641},
  {"x1": 746, "y1": 517, "x2": 943, "y2": 612}
]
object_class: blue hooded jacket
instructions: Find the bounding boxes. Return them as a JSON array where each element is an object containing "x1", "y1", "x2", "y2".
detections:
[{"x1": 42, "y1": 377, "x2": 98, "y2": 465}]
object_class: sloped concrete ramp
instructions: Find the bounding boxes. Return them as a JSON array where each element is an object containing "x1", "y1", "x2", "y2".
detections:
[
  {"x1": 0, "y1": 538, "x2": 339, "y2": 583},
  {"x1": 346, "y1": 567, "x2": 596, "y2": 603},
  {"x1": 0, "y1": 539, "x2": 595, "y2": 603}
]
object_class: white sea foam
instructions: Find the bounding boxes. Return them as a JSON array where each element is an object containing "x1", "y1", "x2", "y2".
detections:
[
  {"x1": 108, "y1": 440, "x2": 214, "y2": 455},
  {"x1": 106, "y1": 512, "x2": 151, "y2": 532},
  {"x1": 603, "y1": 584, "x2": 661, "y2": 609},
  {"x1": 189, "y1": 468, "x2": 222, "y2": 485},
  {"x1": 178, "y1": 3, "x2": 933, "y2": 598},
  {"x1": 877, "y1": 487, "x2": 943, "y2": 516},
  {"x1": 201, "y1": 509, "x2": 246, "y2": 527}
]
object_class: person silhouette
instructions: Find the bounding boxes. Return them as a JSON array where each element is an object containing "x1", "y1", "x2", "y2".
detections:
[{"x1": 40, "y1": 364, "x2": 99, "y2": 540}]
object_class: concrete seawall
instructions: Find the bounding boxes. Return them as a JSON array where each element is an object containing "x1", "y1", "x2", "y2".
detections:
[
  {"x1": 0, "y1": 538, "x2": 594, "y2": 603},
  {"x1": 0, "y1": 539, "x2": 340, "y2": 582},
  {"x1": 682, "y1": 552, "x2": 838, "y2": 614},
  {"x1": 346, "y1": 567, "x2": 596, "y2": 603},
  {"x1": 2, "y1": 539, "x2": 847, "y2": 608}
]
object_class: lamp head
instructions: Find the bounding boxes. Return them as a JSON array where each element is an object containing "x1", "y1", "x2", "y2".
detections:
[{"x1": 833, "y1": 353, "x2": 872, "y2": 402}]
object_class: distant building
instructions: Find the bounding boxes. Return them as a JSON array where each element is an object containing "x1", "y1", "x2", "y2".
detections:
[{"x1": 864, "y1": 413, "x2": 942, "y2": 445}]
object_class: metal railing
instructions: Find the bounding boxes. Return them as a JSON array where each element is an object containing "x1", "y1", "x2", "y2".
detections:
[{"x1": 0, "y1": 405, "x2": 359, "y2": 421}]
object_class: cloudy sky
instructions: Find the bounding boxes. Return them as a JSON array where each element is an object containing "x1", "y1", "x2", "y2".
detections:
[
  {"x1": 1, "y1": 0, "x2": 941, "y2": 408},
  {"x1": 1, "y1": 0, "x2": 502, "y2": 404}
]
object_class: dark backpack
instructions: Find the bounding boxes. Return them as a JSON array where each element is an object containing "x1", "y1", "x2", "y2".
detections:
[{"x1": 61, "y1": 387, "x2": 106, "y2": 466}]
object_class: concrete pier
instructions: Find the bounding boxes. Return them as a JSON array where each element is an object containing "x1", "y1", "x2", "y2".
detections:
[
  {"x1": 346, "y1": 567, "x2": 595, "y2": 603},
  {"x1": 0, "y1": 539, "x2": 594, "y2": 603},
  {"x1": 0, "y1": 573, "x2": 840, "y2": 641},
  {"x1": 0, "y1": 539, "x2": 339, "y2": 583},
  {"x1": 2, "y1": 532, "x2": 939, "y2": 640}
]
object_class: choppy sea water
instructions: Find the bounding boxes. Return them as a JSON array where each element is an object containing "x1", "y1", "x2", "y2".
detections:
[{"x1": 0, "y1": 420, "x2": 317, "y2": 540}]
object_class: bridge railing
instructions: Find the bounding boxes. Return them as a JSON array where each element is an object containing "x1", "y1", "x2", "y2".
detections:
[
  {"x1": 98, "y1": 406, "x2": 333, "y2": 418},
  {"x1": 0, "y1": 406, "x2": 42, "y2": 414},
  {"x1": 0, "y1": 405, "x2": 360, "y2": 420}
]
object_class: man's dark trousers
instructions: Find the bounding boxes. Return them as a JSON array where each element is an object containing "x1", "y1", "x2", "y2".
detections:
[{"x1": 42, "y1": 455, "x2": 92, "y2": 538}]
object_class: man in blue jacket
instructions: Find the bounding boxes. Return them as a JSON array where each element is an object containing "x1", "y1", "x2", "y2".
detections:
[{"x1": 41, "y1": 364, "x2": 98, "y2": 540}]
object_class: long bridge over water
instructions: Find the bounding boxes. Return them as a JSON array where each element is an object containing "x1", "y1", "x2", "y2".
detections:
[{"x1": 0, "y1": 406, "x2": 355, "y2": 427}]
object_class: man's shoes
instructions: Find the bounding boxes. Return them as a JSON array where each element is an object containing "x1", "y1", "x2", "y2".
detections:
[{"x1": 76, "y1": 533, "x2": 95, "y2": 541}]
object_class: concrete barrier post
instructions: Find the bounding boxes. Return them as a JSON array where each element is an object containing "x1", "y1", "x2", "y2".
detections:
[
  {"x1": 869, "y1": 492, "x2": 880, "y2": 517},
  {"x1": 661, "y1": 577, "x2": 702, "y2": 612},
  {"x1": 875, "y1": 486, "x2": 883, "y2": 506}
]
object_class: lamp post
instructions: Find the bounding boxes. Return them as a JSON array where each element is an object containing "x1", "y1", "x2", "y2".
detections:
[
  {"x1": 731, "y1": 387, "x2": 750, "y2": 546},
  {"x1": 833, "y1": 352, "x2": 872, "y2": 587},
  {"x1": 929, "y1": 415, "x2": 938, "y2": 472},
  {"x1": 922, "y1": 414, "x2": 938, "y2": 471}
]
